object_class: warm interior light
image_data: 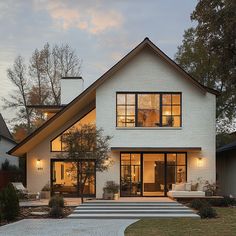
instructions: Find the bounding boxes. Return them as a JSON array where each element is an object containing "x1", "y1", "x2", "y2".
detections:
[
  {"x1": 197, "y1": 157, "x2": 203, "y2": 168},
  {"x1": 36, "y1": 159, "x2": 43, "y2": 170}
]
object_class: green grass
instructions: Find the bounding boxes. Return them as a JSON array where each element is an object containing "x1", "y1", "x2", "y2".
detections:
[{"x1": 125, "y1": 208, "x2": 236, "y2": 236}]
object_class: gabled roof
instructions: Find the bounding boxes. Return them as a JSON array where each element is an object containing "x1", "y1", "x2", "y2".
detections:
[
  {"x1": 217, "y1": 140, "x2": 236, "y2": 153},
  {"x1": 0, "y1": 114, "x2": 15, "y2": 143},
  {"x1": 9, "y1": 37, "x2": 219, "y2": 156}
]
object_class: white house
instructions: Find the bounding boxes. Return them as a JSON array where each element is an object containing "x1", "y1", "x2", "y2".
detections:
[
  {"x1": 9, "y1": 38, "x2": 218, "y2": 198},
  {"x1": 0, "y1": 114, "x2": 19, "y2": 168}
]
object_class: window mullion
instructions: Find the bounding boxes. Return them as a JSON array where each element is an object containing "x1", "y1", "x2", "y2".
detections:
[
  {"x1": 160, "y1": 93, "x2": 163, "y2": 127},
  {"x1": 135, "y1": 93, "x2": 138, "y2": 127}
]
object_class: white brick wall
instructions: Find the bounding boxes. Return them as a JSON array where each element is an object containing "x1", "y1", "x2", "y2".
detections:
[{"x1": 96, "y1": 47, "x2": 216, "y2": 197}]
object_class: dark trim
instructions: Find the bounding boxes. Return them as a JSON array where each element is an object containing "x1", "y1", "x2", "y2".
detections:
[
  {"x1": 50, "y1": 158, "x2": 96, "y2": 197},
  {"x1": 26, "y1": 105, "x2": 65, "y2": 109},
  {"x1": 116, "y1": 92, "x2": 182, "y2": 128},
  {"x1": 111, "y1": 147, "x2": 201, "y2": 151},
  {"x1": 50, "y1": 107, "x2": 95, "y2": 152},
  {"x1": 120, "y1": 151, "x2": 187, "y2": 197},
  {"x1": 61, "y1": 77, "x2": 83, "y2": 80}
]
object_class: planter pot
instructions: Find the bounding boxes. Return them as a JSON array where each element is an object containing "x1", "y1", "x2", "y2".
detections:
[
  {"x1": 205, "y1": 190, "x2": 213, "y2": 196},
  {"x1": 103, "y1": 192, "x2": 114, "y2": 200},
  {"x1": 113, "y1": 193, "x2": 119, "y2": 200},
  {"x1": 40, "y1": 191, "x2": 50, "y2": 199}
]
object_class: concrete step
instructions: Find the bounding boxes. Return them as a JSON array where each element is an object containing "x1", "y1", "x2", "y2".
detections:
[
  {"x1": 75, "y1": 206, "x2": 188, "y2": 210},
  {"x1": 74, "y1": 209, "x2": 193, "y2": 214},
  {"x1": 67, "y1": 213, "x2": 200, "y2": 219},
  {"x1": 81, "y1": 203, "x2": 182, "y2": 207},
  {"x1": 68, "y1": 201, "x2": 199, "y2": 219}
]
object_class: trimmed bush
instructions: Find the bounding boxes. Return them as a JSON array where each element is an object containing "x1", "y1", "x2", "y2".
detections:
[
  {"x1": 49, "y1": 195, "x2": 64, "y2": 208},
  {"x1": 208, "y1": 197, "x2": 236, "y2": 207},
  {"x1": 49, "y1": 206, "x2": 64, "y2": 218},
  {"x1": 199, "y1": 205, "x2": 217, "y2": 219},
  {"x1": 1, "y1": 183, "x2": 19, "y2": 221},
  {"x1": 190, "y1": 199, "x2": 209, "y2": 210}
]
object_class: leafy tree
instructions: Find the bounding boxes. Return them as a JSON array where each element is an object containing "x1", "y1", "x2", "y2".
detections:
[
  {"x1": 175, "y1": 0, "x2": 236, "y2": 132},
  {"x1": 216, "y1": 132, "x2": 236, "y2": 148},
  {"x1": 59, "y1": 124, "x2": 112, "y2": 203}
]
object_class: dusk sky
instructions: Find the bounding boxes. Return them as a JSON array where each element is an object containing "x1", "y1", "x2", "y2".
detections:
[{"x1": 0, "y1": 0, "x2": 197, "y2": 125}]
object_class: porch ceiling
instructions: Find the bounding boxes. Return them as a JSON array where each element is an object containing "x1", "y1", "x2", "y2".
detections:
[{"x1": 110, "y1": 147, "x2": 202, "y2": 152}]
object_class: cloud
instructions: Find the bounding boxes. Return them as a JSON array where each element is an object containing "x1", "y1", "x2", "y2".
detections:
[{"x1": 33, "y1": 0, "x2": 123, "y2": 34}]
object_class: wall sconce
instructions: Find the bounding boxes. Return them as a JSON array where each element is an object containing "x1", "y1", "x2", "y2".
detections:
[
  {"x1": 197, "y1": 157, "x2": 203, "y2": 168},
  {"x1": 36, "y1": 159, "x2": 43, "y2": 170}
]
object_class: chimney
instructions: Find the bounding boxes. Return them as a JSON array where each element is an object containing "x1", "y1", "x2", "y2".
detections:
[{"x1": 60, "y1": 77, "x2": 84, "y2": 105}]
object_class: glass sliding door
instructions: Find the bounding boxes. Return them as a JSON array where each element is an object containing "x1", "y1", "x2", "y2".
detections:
[
  {"x1": 143, "y1": 154, "x2": 165, "y2": 196},
  {"x1": 166, "y1": 153, "x2": 187, "y2": 191},
  {"x1": 120, "y1": 153, "x2": 141, "y2": 196}
]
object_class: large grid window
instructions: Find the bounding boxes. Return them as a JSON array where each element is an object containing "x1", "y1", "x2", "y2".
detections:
[
  {"x1": 116, "y1": 94, "x2": 135, "y2": 127},
  {"x1": 116, "y1": 93, "x2": 181, "y2": 128}
]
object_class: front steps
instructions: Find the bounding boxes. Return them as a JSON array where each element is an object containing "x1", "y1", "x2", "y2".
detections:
[{"x1": 67, "y1": 201, "x2": 199, "y2": 219}]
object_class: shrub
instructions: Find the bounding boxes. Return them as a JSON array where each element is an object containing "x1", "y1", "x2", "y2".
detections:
[
  {"x1": 190, "y1": 199, "x2": 209, "y2": 210},
  {"x1": 208, "y1": 197, "x2": 236, "y2": 207},
  {"x1": 49, "y1": 195, "x2": 64, "y2": 208},
  {"x1": 49, "y1": 206, "x2": 64, "y2": 218},
  {"x1": 103, "y1": 181, "x2": 119, "y2": 194},
  {"x1": 198, "y1": 205, "x2": 217, "y2": 219},
  {"x1": 1, "y1": 183, "x2": 19, "y2": 221}
]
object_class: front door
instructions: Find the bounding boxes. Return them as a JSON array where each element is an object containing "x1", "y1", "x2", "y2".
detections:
[{"x1": 143, "y1": 154, "x2": 165, "y2": 196}]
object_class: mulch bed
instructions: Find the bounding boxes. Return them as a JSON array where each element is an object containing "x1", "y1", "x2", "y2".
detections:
[{"x1": 0, "y1": 206, "x2": 75, "y2": 226}]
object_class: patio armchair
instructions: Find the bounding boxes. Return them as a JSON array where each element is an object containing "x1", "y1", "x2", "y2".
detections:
[{"x1": 11, "y1": 182, "x2": 38, "y2": 200}]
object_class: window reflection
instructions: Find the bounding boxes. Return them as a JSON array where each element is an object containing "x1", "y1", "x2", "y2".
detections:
[{"x1": 138, "y1": 94, "x2": 160, "y2": 127}]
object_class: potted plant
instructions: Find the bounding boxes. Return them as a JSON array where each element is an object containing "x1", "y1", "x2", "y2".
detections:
[
  {"x1": 41, "y1": 183, "x2": 51, "y2": 199},
  {"x1": 103, "y1": 181, "x2": 119, "y2": 200},
  {"x1": 203, "y1": 181, "x2": 217, "y2": 196}
]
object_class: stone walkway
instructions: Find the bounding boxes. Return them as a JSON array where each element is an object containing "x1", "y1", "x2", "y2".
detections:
[{"x1": 0, "y1": 219, "x2": 137, "y2": 236}]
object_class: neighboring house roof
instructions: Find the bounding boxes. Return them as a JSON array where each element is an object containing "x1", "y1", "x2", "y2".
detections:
[
  {"x1": 0, "y1": 113, "x2": 15, "y2": 143},
  {"x1": 217, "y1": 140, "x2": 236, "y2": 153},
  {"x1": 9, "y1": 37, "x2": 219, "y2": 156}
]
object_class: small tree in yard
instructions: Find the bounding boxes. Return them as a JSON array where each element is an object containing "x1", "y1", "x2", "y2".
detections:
[{"x1": 59, "y1": 124, "x2": 112, "y2": 203}]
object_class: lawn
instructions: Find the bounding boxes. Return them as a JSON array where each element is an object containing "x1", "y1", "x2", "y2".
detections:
[{"x1": 125, "y1": 208, "x2": 236, "y2": 236}]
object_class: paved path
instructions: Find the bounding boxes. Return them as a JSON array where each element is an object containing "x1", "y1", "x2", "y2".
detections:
[{"x1": 0, "y1": 219, "x2": 137, "y2": 236}]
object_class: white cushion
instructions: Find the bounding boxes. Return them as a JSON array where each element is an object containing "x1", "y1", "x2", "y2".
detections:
[
  {"x1": 174, "y1": 183, "x2": 185, "y2": 191},
  {"x1": 185, "y1": 183, "x2": 191, "y2": 191},
  {"x1": 167, "y1": 191, "x2": 205, "y2": 198}
]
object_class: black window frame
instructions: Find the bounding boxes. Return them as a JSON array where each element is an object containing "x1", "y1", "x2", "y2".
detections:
[{"x1": 116, "y1": 92, "x2": 182, "y2": 128}]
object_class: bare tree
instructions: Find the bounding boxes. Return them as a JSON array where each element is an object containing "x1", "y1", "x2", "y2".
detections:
[
  {"x1": 43, "y1": 43, "x2": 81, "y2": 105},
  {"x1": 3, "y1": 43, "x2": 82, "y2": 138},
  {"x1": 2, "y1": 56, "x2": 32, "y2": 133},
  {"x1": 58, "y1": 124, "x2": 112, "y2": 203}
]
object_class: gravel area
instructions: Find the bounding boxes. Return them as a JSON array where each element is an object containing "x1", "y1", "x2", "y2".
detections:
[{"x1": 0, "y1": 219, "x2": 137, "y2": 236}]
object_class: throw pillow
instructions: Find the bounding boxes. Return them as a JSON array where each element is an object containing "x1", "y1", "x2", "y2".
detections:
[
  {"x1": 185, "y1": 183, "x2": 191, "y2": 191},
  {"x1": 174, "y1": 183, "x2": 185, "y2": 191},
  {"x1": 191, "y1": 183, "x2": 198, "y2": 191}
]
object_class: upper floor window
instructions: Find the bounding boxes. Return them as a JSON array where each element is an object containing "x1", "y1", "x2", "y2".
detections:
[{"x1": 116, "y1": 93, "x2": 181, "y2": 128}]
